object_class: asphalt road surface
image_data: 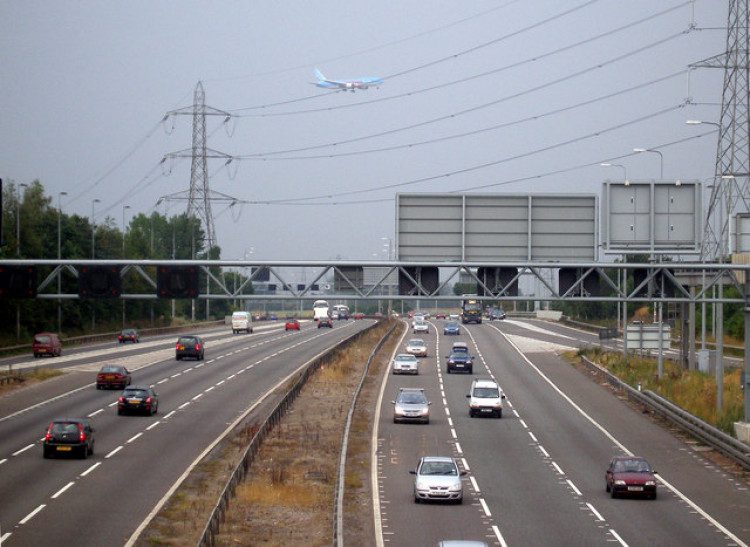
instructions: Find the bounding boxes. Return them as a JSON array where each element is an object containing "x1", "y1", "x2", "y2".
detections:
[
  {"x1": 0, "y1": 318, "x2": 371, "y2": 546},
  {"x1": 373, "y1": 318, "x2": 750, "y2": 546}
]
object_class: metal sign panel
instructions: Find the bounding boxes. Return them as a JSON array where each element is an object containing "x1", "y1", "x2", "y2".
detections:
[
  {"x1": 602, "y1": 181, "x2": 701, "y2": 254},
  {"x1": 735, "y1": 213, "x2": 750, "y2": 253},
  {"x1": 396, "y1": 193, "x2": 598, "y2": 262}
]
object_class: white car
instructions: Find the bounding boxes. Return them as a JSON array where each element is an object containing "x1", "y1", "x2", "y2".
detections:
[
  {"x1": 466, "y1": 378, "x2": 505, "y2": 418},
  {"x1": 392, "y1": 354, "x2": 419, "y2": 375},
  {"x1": 413, "y1": 321, "x2": 429, "y2": 335},
  {"x1": 405, "y1": 338, "x2": 427, "y2": 357},
  {"x1": 449, "y1": 313, "x2": 460, "y2": 321}
]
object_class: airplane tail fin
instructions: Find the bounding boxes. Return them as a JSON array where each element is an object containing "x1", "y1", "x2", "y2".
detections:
[{"x1": 314, "y1": 68, "x2": 326, "y2": 81}]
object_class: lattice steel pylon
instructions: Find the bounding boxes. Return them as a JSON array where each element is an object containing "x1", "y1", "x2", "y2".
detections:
[
  {"x1": 163, "y1": 81, "x2": 233, "y2": 252},
  {"x1": 693, "y1": 0, "x2": 750, "y2": 260}
]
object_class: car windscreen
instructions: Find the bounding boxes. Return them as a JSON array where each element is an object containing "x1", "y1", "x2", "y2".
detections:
[
  {"x1": 396, "y1": 355, "x2": 417, "y2": 362},
  {"x1": 474, "y1": 387, "x2": 499, "y2": 398},
  {"x1": 399, "y1": 392, "x2": 426, "y2": 404},
  {"x1": 421, "y1": 462, "x2": 457, "y2": 475}
]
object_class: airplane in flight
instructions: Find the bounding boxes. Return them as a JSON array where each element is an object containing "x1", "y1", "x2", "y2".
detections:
[{"x1": 313, "y1": 68, "x2": 384, "y2": 92}]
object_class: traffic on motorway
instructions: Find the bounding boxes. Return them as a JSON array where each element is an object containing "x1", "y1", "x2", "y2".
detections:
[
  {"x1": 0, "y1": 316, "x2": 368, "y2": 545},
  {"x1": 374, "y1": 314, "x2": 750, "y2": 546}
]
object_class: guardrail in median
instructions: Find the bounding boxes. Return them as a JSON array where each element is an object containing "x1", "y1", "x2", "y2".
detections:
[{"x1": 580, "y1": 356, "x2": 750, "y2": 471}]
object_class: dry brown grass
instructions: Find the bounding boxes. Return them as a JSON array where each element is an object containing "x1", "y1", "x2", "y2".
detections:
[{"x1": 136, "y1": 319, "x2": 400, "y2": 547}]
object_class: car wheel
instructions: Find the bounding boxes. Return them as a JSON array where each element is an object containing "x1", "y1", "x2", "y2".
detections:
[
  {"x1": 605, "y1": 481, "x2": 610, "y2": 493},
  {"x1": 469, "y1": 410, "x2": 475, "y2": 418},
  {"x1": 176, "y1": 356, "x2": 181, "y2": 361},
  {"x1": 414, "y1": 496, "x2": 420, "y2": 504},
  {"x1": 34, "y1": 353, "x2": 39, "y2": 358},
  {"x1": 651, "y1": 492, "x2": 657, "y2": 500},
  {"x1": 43, "y1": 446, "x2": 51, "y2": 459},
  {"x1": 153, "y1": 402, "x2": 158, "y2": 415},
  {"x1": 611, "y1": 488, "x2": 617, "y2": 499},
  {"x1": 80, "y1": 445, "x2": 88, "y2": 459},
  {"x1": 118, "y1": 408, "x2": 123, "y2": 416},
  {"x1": 497, "y1": 410, "x2": 502, "y2": 419},
  {"x1": 96, "y1": 384, "x2": 101, "y2": 390}
]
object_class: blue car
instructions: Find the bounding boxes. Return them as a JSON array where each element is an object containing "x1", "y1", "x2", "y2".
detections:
[{"x1": 443, "y1": 321, "x2": 461, "y2": 335}]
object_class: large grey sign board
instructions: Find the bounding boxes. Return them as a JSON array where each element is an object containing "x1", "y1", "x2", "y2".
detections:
[
  {"x1": 601, "y1": 181, "x2": 701, "y2": 254},
  {"x1": 396, "y1": 193, "x2": 598, "y2": 262}
]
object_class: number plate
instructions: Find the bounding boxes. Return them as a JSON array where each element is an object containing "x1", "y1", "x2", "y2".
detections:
[
  {"x1": 627, "y1": 486, "x2": 644, "y2": 492},
  {"x1": 56, "y1": 446, "x2": 72, "y2": 451},
  {"x1": 128, "y1": 399, "x2": 141, "y2": 404}
]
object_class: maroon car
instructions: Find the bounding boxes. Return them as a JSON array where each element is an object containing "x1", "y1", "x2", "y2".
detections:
[
  {"x1": 96, "y1": 365, "x2": 132, "y2": 390},
  {"x1": 605, "y1": 456, "x2": 657, "y2": 499}
]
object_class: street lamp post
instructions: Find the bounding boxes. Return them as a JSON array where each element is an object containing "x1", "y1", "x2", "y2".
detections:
[
  {"x1": 121, "y1": 205, "x2": 131, "y2": 256},
  {"x1": 381, "y1": 237, "x2": 393, "y2": 316},
  {"x1": 91, "y1": 198, "x2": 101, "y2": 259},
  {"x1": 633, "y1": 148, "x2": 664, "y2": 179},
  {"x1": 58, "y1": 191, "x2": 68, "y2": 333},
  {"x1": 16, "y1": 183, "x2": 28, "y2": 256},
  {"x1": 600, "y1": 162, "x2": 628, "y2": 183}
]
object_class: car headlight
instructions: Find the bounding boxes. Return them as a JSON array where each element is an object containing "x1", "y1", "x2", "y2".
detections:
[
  {"x1": 448, "y1": 483, "x2": 462, "y2": 492},
  {"x1": 614, "y1": 480, "x2": 626, "y2": 486},
  {"x1": 645, "y1": 480, "x2": 656, "y2": 486},
  {"x1": 416, "y1": 480, "x2": 428, "y2": 490},
  {"x1": 420, "y1": 408, "x2": 429, "y2": 416}
]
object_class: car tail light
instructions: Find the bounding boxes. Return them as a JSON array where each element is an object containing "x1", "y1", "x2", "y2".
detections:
[
  {"x1": 78, "y1": 423, "x2": 85, "y2": 442},
  {"x1": 118, "y1": 396, "x2": 125, "y2": 403},
  {"x1": 45, "y1": 424, "x2": 52, "y2": 442},
  {"x1": 195, "y1": 343, "x2": 201, "y2": 351}
]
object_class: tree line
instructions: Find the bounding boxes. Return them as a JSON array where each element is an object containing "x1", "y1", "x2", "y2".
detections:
[{"x1": 0, "y1": 179, "x2": 251, "y2": 343}]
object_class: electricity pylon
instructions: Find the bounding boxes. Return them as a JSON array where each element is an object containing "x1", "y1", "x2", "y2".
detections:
[
  {"x1": 693, "y1": 0, "x2": 750, "y2": 260},
  {"x1": 163, "y1": 81, "x2": 233, "y2": 252}
]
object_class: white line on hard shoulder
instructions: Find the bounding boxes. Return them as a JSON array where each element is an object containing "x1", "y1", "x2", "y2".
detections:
[
  {"x1": 51, "y1": 481, "x2": 74, "y2": 499},
  {"x1": 163, "y1": 410, "x2": 176, "y2": 419},
  {"x1": 609, "y1": 528, "x2": 628, "y2": 547},
  {"x1": 146, "y1": 422, "x2": 160, "y2": 431},
  {"x1": 587, "y1": 503, "x2": 605, "y2": 522},
  {"x1": 127, "y1": 433, "x2": 143, "y2": 444},
  {"x1": 566, "y1": 479, "x2": 582, "y2": 496},
  {"x1": 19, "y1": 504, "x2": 45, "y2": 524},
  {"x1": 80, "y1": 462, "x2": 100, "y2": 476},
  {"x1": 88, "y1": 408, "x2": 104, "y2": 417},
  {"x1": 479, "y1": 498, "x2": 492, "y2": 517},
  {"x1": 492, "y1": 525, "x2": 509, "y2": 547},
  {"x1": 12, "y1": 444, "x2": 34, "y2": 456},
  {"x1": 105, "y1": 446, "x2": 123, "y2": 458},
  {"x1": 157, "y1": 378, "x2": 168, "y2": 384},
  {"x1": 470, "y1": 476, "x2": 480, "y2": 492}
]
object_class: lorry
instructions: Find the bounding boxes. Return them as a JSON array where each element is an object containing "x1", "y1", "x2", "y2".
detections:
[{"x1": 461, "y1": 297, "x2": 482, "y2": 324}]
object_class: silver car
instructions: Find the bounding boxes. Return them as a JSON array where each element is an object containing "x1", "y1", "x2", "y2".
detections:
[
  {"x1": 413, "y1": 320, "x2": 429, "y2": 335},
  {"x1": 392, "y1": 388, "x2": 431, "y2": 424},
  {"x1": 405, "y1": 338, "x2": 428, "y2": 357},
  {"x1": 411, "y1": 456, "x2": 466, "y2": 503},
  {"x1": 392, "y1": 353, "x2": 419, "y2": 375}
]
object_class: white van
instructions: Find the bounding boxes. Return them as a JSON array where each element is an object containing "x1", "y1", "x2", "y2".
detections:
[
  {"x1": 231, "y1": 311, "x2": 253, "y2": 334},
  {"x1": 466, "y1": 378, "x2": 505, "y2": 418}
]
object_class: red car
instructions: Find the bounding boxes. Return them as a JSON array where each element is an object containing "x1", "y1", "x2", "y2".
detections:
[
  {"x1": 353, "y1": 312, "x2": 364, "y2": 319},
  {"x1": 285, "y1": 319, "x2": 300, "y2": 331},
  {"x1": 605, "y1": 456, "x2": 658, "y2": 499},
  {"x1": 436, "y1": 312, "x2": 446, "y2": 319},
  {"x1": 97, "y1": 365, "x2": 132, "y2": 389}
]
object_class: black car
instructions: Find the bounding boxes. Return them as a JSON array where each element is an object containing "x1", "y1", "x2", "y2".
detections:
[
  {"x1": 43, "y1": 418, "x2": 96, "y2": 459},
  {"x1": 118, "y1": 386, "x2": 159, "y2": 416},
  {"x1": 176, "y1": 335, "x2": 204, "y2": 360},
  {"x1": 446, "y1": 349, "x2": 473, "y2": 374},
  {"x1": 118, "y1": 328, "x2": 140, "y2": 343},
  {"x1": 318, "y1": 317, "x2": 333, "y2": 328}
]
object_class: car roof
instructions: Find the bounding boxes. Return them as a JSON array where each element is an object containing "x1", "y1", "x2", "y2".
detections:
[
  {"x1": 124, "y1": 385, "x2": 151, "y2": 391},
  {"x1": 395, "y1": 353, "x2": 417, "y2": 359},
  {"x1": 399, "y1": 387, "x2": 424, "y2": 392},
  {"x1": 472, "y1": 378, "x2": 498, "y2": 388},
  {"x1": 408, "y1": 338, "x2": 425, "y2": 344},
  {"x1": 452, "y1": 342, "x2": 468, "y2": 348},
  {"x1": 421, "y1": 456, "x2": 455, "y2": 463}
]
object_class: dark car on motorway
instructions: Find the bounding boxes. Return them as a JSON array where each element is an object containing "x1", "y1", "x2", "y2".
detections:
[
  {"x1": 318, "y1": 317, "x2": 333, "y2": 328},
  {"x1": 118, "y1": 328, "x2": 140, "y2": 343},
  {"x1": 285, "y1": 318, "x2": 301, "y2": 331},
  {"x1": 446, "y1": 347, "x2": 473, "y2": 374},
  {"x1": 43, "y1": 418, "x2": 96, "y2": 459},
  {"x1": 118, "y1": 386, "x2": 159, "y2": 416},
  {"x1": 605, "y1": 456, "x2": 657, "y2": 499},
  {"x1": 96, "y1": 365, "x2": 131, "y2": 389},
  {"x1": 32, "y1": 332, "x2": 62, "y2": 358},
  {"x1": 176, "y1": 335, "x2": 204, "y2": 360},
  {"x1": 488, "y1": 308, "x2": 506, "y2": 320}
]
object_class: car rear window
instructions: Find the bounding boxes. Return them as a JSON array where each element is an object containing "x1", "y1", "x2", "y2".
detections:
[
  {"x1": 178, "y1": 337, "x2": 196, "y2": 344},
  {"x1": 100, "y1": 366, "x2": 121, "y2": 373},
  {"x1": 51, "y1": 422, "x2": 80, "y2": 434},
  {"x1": 34, "y1": 335, "x2": 51, "y2": 344},
  {"x1": 123, "y1": 389, "x2": 148, "y2": 397}
]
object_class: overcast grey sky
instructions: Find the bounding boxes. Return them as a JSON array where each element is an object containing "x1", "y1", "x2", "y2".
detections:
[{"x1": 0, "y1": 1, "x2": 728, "y2": 262}]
